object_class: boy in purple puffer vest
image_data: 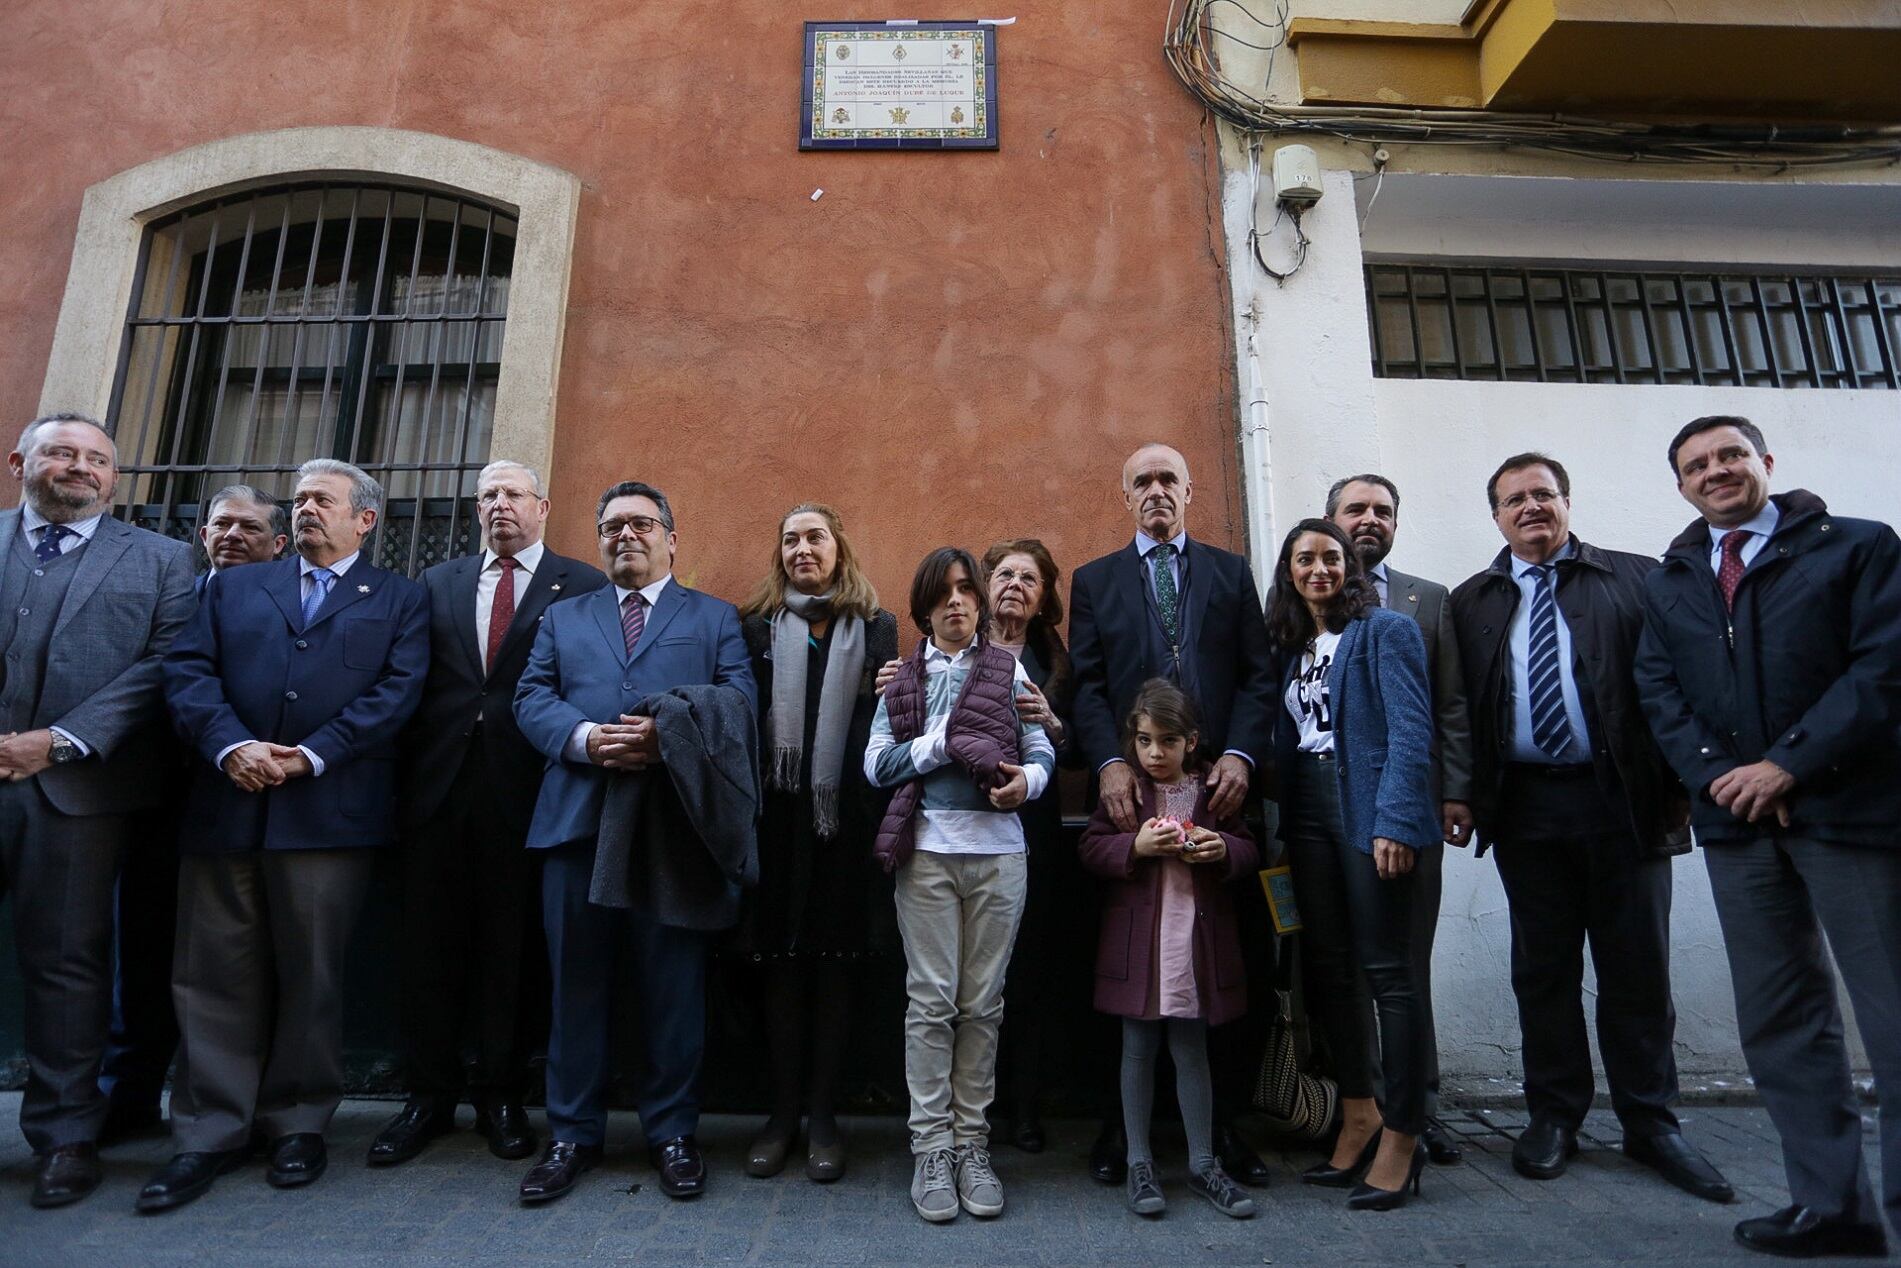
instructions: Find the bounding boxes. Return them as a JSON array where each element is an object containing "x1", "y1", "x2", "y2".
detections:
[{"x1": 864, "y1": 547, "x2": 1056, "y2": 1223}]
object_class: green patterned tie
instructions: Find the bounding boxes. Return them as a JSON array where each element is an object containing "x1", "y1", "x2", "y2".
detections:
[{"x1": 1151, "y1": 542, "x2": 1180, "y2": 646}]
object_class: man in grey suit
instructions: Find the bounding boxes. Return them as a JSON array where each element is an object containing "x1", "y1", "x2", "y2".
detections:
[
  {"x1": 1328, "y1": 474, "x2": 1475, "y2": 1165},
  {"x1": 0, "y1": 412, "x2": 195, "y2": 1207}
]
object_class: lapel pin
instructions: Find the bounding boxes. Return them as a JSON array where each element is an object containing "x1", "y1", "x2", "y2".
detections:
[
  {"x1": 551, "y1": 584, "x2": 563, "y2": 592},
  {"x1": 357, "y1": 584, "x2": 371, "y2": 594},
  {"x1": 1408, "y1": 594, "x2": 1419, "y2": 603}
]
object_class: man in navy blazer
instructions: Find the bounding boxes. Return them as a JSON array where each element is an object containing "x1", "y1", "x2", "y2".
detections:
[
  {"x1": 369, "y1": 460, "x2": 606, "y2": 1169},
  {"x1": 511, "y1": 479, "x2": 755, "y2": 1205},
  {"x1": 139, "y1": 459, "x2": 428, "y2": 1213},
  {"x1": 1067, "y1": 442, "x2": 1278, "y2": 1186}
]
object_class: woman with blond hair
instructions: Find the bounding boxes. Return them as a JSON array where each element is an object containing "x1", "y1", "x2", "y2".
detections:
[{"x1": 735, "y1": 503, "x2": 897, "y2": 1184}]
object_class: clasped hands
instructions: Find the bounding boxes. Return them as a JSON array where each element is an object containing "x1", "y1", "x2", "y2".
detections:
[
  {"x1": 221, "y1": 741, "x2": 314, "y2": 792},
  {"x1": 1133, "y1": 816, "x2": 1228, "y2": 865},
  {"x1": 588, "y1": 715, "x2": 662, "y2": 770}
]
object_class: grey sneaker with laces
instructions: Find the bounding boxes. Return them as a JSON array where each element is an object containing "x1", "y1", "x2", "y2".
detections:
[
  {"x1": 1126, "y1": 1160, "x2": 1166, "y2": 1216},
  {"x1": 955, "y1": 1144, "x2": 1005, "y2": 1217},
  {"x1": 911, "y1": 1148, "x2": 960, "y2": 1222},
  {"x1": 1188, "y1": 1162, "x2": 1257, "y2": 1218}
]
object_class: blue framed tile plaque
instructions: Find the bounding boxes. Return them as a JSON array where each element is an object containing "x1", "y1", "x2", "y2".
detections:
[{"x1": 801, "y1": 21, "x2": 1000, "y2": 150}]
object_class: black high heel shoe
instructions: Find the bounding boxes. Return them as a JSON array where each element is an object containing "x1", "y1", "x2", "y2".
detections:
[
  {"x1": 1301, "y1": 1127, "x2": 1382, "y2": 1188},
  {"x1": 1347, "y1": 1140, "x2": 1427, "y2": 1211}
]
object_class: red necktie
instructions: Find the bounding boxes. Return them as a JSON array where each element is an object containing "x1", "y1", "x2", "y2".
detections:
[
  {"x1": 1717, "y1": 530, "x2": 1750, "y2": 612},
  {"x1": 621, "y1": 591, "x2": 646, "y2": 656},
  {"x1": 486, "y1": 557, "x2": 517, "y2": 671}
]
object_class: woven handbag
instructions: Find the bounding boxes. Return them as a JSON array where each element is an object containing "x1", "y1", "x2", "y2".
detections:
[{"x1": 1251, "y1": 935, "x2": 1339, "y2": 1139}]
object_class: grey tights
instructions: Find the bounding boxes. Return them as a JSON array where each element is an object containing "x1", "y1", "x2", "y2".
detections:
[{"x1": 1120, "y1": 1017, "x2": 1214, "y2": 1171}]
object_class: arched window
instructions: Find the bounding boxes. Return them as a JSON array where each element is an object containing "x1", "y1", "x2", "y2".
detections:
[{"x1": 107, "y1": 181, "x2": 516, "y2": 573}]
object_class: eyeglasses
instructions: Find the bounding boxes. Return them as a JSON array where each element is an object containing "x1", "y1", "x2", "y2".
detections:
[
  {"x1": 598, "y1": 515, "x2": 666, "y2": 539},
  {"x1": 1497, "y1": 488, "x2": 1563, "y2": 513}
]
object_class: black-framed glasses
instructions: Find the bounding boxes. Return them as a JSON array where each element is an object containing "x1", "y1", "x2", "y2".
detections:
[{"x1": 598, "y1": 515, "x2": 665, "y2": 538}]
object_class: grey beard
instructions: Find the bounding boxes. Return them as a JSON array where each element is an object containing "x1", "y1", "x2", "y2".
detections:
[{"x1": 28, "y1": 478, "x2": 104, "y2": 523}]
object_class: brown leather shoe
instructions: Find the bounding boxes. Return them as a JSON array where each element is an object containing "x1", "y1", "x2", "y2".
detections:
[
  {"x1": 649, "y1": 1135, "x2": 706, "y2": 1199},
  {"x1": 519, "y1": 1141, "x2": 601, "y2": 1204},
  {"x1": 31, "y1": 1143, "x2": 103, "y2": 1209}
]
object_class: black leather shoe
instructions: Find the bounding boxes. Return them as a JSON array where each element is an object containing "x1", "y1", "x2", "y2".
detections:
[
  {"x1": 1089, "y1": 1120, "x2": 1127, "y2": 1185},
  {"x1": 649, "y1": 1135, "x2": 707, "y2": 1199},
  {"x1": 1735, "y1": 1205, "x2": 1889, "y2": 1258},
  {"x1": 136, "y1": 1149, "x2": 250, "y2": 1213},
  {"x1": 266, "y1": 1133, "x2": 327, "y2": 1188},
  {"x1": 1214, "y1": 1123, "x2": 1273, "y2": 1188},
  {"x1": 99, "y1": 1099, "x2": 165, "y2": 1146},
  {"x1": 1624, "y1": 1131, "x2": 1734, "y2": 1204},
  {"x1": 367, "y1": 1099, "x2": 456, "y2": 1167},
  {"x1": 1512, "y1": 1117, "x2": 1578, "y2": 1181},
  {"x1": 474, "y1": 1101, "x2": 537, "y2": 1161},
  {"x1": 30, "y1": 1143, "x2": 102, "y2": 1209},
  {"x1": 1422, "y1": 1119, "x2": 1463, "y2": 1165},
  {"x1": 1009, "y1": 1115, "x2": 1046, "y2": 1154},
  {"x1": 519, "y1": 1141, "x2": 601, "y2": 1204}
]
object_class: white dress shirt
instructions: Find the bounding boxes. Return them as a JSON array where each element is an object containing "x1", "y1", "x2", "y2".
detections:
[
  {"x1": 1506, "y1": 542, "x2": 1593, "y2": 764},
  {"x1": 477, "y1": 538, "x2": 544, "y2": 659},
  {"x1": 214, "y1": 551, "x2": 360, "y2": 778},
  {"x1": 563, "y1": 574, "x2": 673, "y2": 763},
  {"x1": 1706, "y1": 500, "x2": 1781, "y2": 574}
]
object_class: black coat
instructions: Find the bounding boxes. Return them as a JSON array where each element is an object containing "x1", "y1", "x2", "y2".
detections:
[
  {"x1": 1449, "y1": 537, "x2": 1684, "y2": 857},
  {"x1": 398, "y1": 547, "x2": 608, "y2": 834},
  {"x1": 1635, "y1": 490, "x2": 1901, "y2": 847},
  {"x1": 1069, "y1": 537, "x2": 1277, "y2": 773}
]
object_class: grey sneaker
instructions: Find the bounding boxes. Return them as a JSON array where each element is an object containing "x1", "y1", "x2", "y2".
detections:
[
  {"x1": 911, "y1": 1148, "x2": 959, "y2": 1222},
  {"x1": 1188, "y1": 1163, "x2": 1257, "y2": 1218},
  {"x1": 1127, "y1": 1160, "x2": 1166, "y2": 1216},
  {"x1": 955, "y1": 1144, "x2": 1005, "y2": 1217}
]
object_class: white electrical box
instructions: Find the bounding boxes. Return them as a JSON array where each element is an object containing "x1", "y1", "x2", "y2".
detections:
[{"x1": 1272, "y1": 144, "x2": 1323, "y2": 205}]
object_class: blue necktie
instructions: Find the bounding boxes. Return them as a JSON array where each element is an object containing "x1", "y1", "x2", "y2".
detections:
[
  {"x1": 34, "y1": 523, "x2": 72, "y2": 563},
  {"x1": 1525, "y1": 565, "x2": 1574, "y2": 760},
  {"x1": 302, "y1": 567, "x2": 335, "y2": 628}
]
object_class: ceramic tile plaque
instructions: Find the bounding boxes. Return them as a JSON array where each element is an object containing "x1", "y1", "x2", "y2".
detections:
[{"x1": 801, "y1": 21, "x2": 999, "y2": 150}]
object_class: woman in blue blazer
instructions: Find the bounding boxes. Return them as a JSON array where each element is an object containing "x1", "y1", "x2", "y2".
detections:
[{"x1": 1268, "y1": 518, "x2": 1441, "y2": 1211}]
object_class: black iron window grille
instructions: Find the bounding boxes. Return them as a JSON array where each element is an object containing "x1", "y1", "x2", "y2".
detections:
[
  {"x1": 107, "y1": 181, "x2": 517, "y2": 575},
  {"x1": 1366, "y1": 261, "x2": 1901, "y2": 390}
]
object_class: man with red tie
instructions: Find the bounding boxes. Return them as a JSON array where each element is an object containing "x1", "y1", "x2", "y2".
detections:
[{"x1": 368, "y1": 461, "x2": 606, "y2": 1168}]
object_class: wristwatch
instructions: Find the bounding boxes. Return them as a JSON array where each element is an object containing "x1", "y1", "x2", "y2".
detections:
[{"x1": 48, "y1": 733, "x2": 82, "y2": 764}]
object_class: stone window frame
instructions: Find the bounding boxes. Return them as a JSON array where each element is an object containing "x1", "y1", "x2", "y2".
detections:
[{"x1": 37, "y1": 125, "x2": 581, "y2": 481}]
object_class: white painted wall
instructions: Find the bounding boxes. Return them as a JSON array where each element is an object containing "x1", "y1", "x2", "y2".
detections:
[{"x1": 1225, "y1": 158, "x2": 1901, "y2": 1082}]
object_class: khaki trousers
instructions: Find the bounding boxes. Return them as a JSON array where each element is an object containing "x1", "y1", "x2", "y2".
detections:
[{"x1": 894, "y1": 850, "x2": 1027, "y2": 1154}]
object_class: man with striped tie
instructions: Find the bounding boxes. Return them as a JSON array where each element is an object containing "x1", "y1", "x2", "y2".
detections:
[{"x1": 1449, "y1": 452, "x2": 1730, "y2": 1205}]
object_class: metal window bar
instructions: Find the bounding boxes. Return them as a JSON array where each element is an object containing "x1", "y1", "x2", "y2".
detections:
[
  {"x1": 107, "y1": 180, "x2": 516, "y2": 576},
  {"x1": 1364, "y1": 262, "x2": 1900, "y2": 392}
]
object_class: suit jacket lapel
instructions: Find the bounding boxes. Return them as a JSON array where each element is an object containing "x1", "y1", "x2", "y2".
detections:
[
  {"x1": 626, "y1": 581, "x2": 687, "y2": 668},
  {"x1": 1327, "y1": 617, "x2": 1363, "y2": 728},
  {"x1": 303, "y1": 560, "x2": 379, "y2": 628},
  {"x1": 0, "y1": 509, "x2": 19, "y2": 593},
  {"x1": 448, "y1": 555, "x2": 485, "y2": 679},
  {"x1": 591, "y1": 586, "x2": 633, "y2": 665},
  {"x1": 490, "y1": 552, "x2": 565, "y2": 676},
  {"x1": 265, "y1": 558, "x2": 305, "y2": 629},
  {"x1": 1180, "y1": 536, "x2": 1213, "y2": 649},
  {"x1": 52, "y1": 517, "x2": 135, "y2": 637}
]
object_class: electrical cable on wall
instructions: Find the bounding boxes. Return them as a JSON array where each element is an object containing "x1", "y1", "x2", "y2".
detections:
[{"x1": 1163, "y1": 0, "x2": 1901, "y2": 169}]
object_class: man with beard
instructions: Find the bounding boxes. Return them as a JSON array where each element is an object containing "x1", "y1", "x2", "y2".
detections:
[
  {"x1": 511, "y1": 479, "x2": 755, "y2": 1204},
  {"x1": 1449, "y1": 453, "x2": 1730, "y2": 1204},
  {"x1": 369, "y1": 460, "x2": 605, "y2": 1168},
  {"x1": 1637, "y1": 417, "x2": 1901, "y2": 1258},
  {"x1": 140, "y1": 459, "x2": 428, "y2": 1211},
  {"x1": 1068, "y1": 442, "x2": 1278, "y2": 1188},
  {"x1": 98, "y1": 483, "x2": 287, "y2": 1144},
  {"x1": 0, "y1": 413, "x2": 194, "y2": 1208},
  {"x1": 1325, "y1": 474, "x2": 1473, "y2": 1165}
]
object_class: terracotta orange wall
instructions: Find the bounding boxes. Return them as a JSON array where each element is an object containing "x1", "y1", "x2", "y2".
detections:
[{"x1": 0, "y1": 2, "x2": 1241, "y2": 616}]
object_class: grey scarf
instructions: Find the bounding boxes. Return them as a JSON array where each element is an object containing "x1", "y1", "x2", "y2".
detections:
[{"x1": 769, "y1": 590, "x2": 865, "y2": 838}]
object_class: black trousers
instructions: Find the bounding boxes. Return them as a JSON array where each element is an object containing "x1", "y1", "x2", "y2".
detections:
[
  {"x1": 0, "y1": 782, "x2": 127, "y2": 1151},
  {"x1": 1286, "y1": 753, "x2": 1432, "y2": 1136},
  {"x1": 1703, "y1": 835, "x2": 1901, "y2": 1231},
  {"x1": 399, "y1": 740, "x2": 547, "y2": 1105},
  {"x1": 1491, "y1": 764, "x2": 1679, "y2": 1137},
  {"x1": 100, "y1": 825, "x2": 181, "y2": 1112}
]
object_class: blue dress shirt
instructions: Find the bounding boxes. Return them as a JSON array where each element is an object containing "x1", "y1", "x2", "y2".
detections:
[
  {"x1": 1706, "y1": 499, "x2": 1781, "y2": 574},
  {"x1": 1507, "y1": 542, "x2": 1593, "y2": 764}
]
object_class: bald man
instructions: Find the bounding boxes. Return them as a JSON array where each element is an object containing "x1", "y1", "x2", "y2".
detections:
[{"x1": 1068, "y1": 442, "x2": 1278, "y2": 1189}]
